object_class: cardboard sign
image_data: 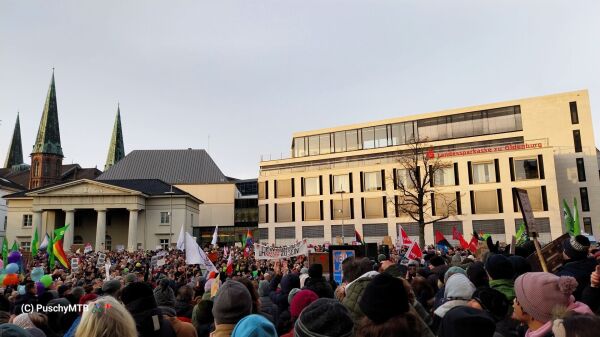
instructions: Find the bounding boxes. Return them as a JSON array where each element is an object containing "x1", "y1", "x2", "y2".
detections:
[
  {"x1": 71, "y1": 258, "x2": 80, "y2": 273},
  {"x1": 84, "y1": 243, "x2": 93, "y2": 254},
  {"x1": 308, "y1": 253, "x2": 330, "y2": 274},
  {"x1": 96, "y1": 252, "x2": 106, "y2": 269},
  {"x1": 150, "y1": 255, "x2": 159, "y2": 267},
  {"x1": 514, "y1": 188, "x2": 538, "y2": 236},
  {"x1": 526, "y1": 233, "x2": 570, "y2": 273}
]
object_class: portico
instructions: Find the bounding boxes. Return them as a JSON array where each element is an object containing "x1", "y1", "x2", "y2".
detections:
[{"x1": 4, "y1": 179, "x2": 201, "y2": 252}]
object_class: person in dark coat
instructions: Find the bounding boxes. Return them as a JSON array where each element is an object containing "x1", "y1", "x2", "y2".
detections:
[
  {"x1": 258, "y1": 280, "x2": 277, "y2": 322},
  {"x1": 437, "y1": 306, "x2": 496, "y2": 337},
  {"x1": 12, "y1": 282, "x2": 38, "y2": 315},
  {"x1": 303, "y1": 264, "x2": 334, "y2": 299},
  {"x1": 121, "y1": 282, "x2": 176, "y2": 337},
  {"x1": 270, "y1": 273, "x2": 300, "y2": 316},
  {"x1": 556, "y1": 235, "x2": 597, "y2": 300}
]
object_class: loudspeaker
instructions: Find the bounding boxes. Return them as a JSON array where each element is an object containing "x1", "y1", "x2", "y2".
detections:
[{"x1": 365, "y1": 243, "x2": 378, "y2": 260}]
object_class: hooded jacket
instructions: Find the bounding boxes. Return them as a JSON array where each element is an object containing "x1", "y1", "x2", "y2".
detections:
[{"x1": 489, "y1": 279, "x2": 516, "y2": 302}]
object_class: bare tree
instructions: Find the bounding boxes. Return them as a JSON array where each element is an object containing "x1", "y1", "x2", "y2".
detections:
[{"x1": 389, "y1": 137, "x2": 458, "y2": 248}]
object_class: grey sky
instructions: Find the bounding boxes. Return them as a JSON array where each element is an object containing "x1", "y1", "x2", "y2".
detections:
[{"x1": 1, "y1": 0, "x2": 599, "y2": 179}]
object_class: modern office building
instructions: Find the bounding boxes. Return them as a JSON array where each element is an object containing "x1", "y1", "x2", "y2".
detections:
[{"x1": 258, "y1": 90, "x2": 599, "y2": 246}]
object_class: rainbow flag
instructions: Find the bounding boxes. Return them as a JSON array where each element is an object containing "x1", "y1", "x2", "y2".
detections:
[
  {"x1": 53, "y1": 239, "x2": 69, "y2": 268},
  {"x1": 245, "y1": 229, "x2": 254, "y2": 246}
]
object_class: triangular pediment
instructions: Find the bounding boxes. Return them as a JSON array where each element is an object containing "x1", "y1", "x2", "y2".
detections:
[{"x1": 27, "y1": 179, "x2": 142, "y2": 197}]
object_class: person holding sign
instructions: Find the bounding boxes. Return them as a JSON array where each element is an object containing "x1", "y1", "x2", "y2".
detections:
[{"x1": 556, "y1": 235, "x2": 597, "y2": 301}]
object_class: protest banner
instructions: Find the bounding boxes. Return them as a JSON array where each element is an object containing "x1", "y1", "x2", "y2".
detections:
[
  {"x1": 514, "y1": 187, "x2": 547, "y2": 272},
  {"x1": 254, "y1": 240, "x2": 308, "y2": 260},
  {"x1": 526, "y1": 233, "x2": 570, "y2": 273},
  {"x1": 150, "y1": 255, "x2": 159, "y2": 267},
  {"x1": 96, "y1": 252, "x2": 106, "y2": 269},
  {"x1": 71, "y1": 258, "x2": 79, "y2": 273},
  {"x1": 84, "y1": 243, "x2": 93, "y2": 254}
]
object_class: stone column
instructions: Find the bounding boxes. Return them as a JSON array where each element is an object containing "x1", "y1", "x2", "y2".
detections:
[
  {"x1": 32, "y1": 211, "x2": 42, "y2": 244},
  {"x1": 63, "y1": 209, "x2": 75, "y2": 252},
  {"x1": 127, "y1": 209, "x2": 139, "y2": 252},
  {"x1": 95, "y1": 209, "x2": 106, "y2": 251}
]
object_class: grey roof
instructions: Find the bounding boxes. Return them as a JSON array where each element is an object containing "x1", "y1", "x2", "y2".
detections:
[
  {"x1": 97, "y1": 149, "x2": 228, "y2": 184},
  {"x1": 0, "y1": 177, "x2": 26, "y2": 192}
]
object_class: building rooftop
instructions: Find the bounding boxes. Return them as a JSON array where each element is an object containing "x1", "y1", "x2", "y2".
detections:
[{"x1": 97, "y1": 149, "x2": 229, "y2": 184}]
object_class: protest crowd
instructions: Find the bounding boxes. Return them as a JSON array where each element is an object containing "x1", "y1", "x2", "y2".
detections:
[{"x1": 1, "y1": 232, "x2": 600, "y2": 337}]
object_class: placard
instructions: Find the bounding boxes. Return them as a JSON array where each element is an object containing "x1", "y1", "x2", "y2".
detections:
[
  {"x1": 526, "y1": 233, "x2": 570, "y2": 273},
  {"x1": 514, "y1": 188, "x2": 538, "y2": 236},
  {"x1": 328, "y1": 245, "x2": 364, "y2": 286},
  {"x1": 71, "y1": 258, "x2": 80, "y2": 273},
  {"x1": 96, "y1": 252, "x2": 106, "y2": 269},
  {"x1": 254, "y1": 240, "x2": 308, "y2": 260},
  {"x1": 84, "y1": 243, "x2": 93, "y2": 254}
]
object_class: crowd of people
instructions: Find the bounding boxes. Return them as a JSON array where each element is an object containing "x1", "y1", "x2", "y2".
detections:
[{"x1": 1, "y1": 234, "x2": 600, "y2": 337}]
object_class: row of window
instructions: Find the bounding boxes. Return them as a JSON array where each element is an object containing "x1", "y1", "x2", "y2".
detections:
[
  {"x1": 259, "y1": 156, "x2": 547, "y2": 200},
  {"x1": 293, "y1": 105, "x2": 523, "y2": 158},
  {"x1": 21, "y1": 212, "x2": 192, "y2": 227}
]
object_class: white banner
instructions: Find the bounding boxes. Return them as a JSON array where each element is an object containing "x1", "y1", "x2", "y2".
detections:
[{"x1": 254, "y1": 240, "x2": 308, "y2": 260}]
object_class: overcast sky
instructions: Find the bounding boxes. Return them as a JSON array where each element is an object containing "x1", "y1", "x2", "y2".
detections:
[{"x1": 1, "y1": 1, "x2": 599, "y2": 179}]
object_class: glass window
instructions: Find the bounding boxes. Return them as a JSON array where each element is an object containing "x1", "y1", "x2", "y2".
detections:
[
  {"x1": 514, "y1": 158, "x2": 539, "y2": 180},
  {"x1": 405, "y1": 122, "x2": 416, "y2": 142},
  {"x1": 488, "y1": 107, "x2": 520, "y2": 133},
  {"x1": 276, "y1": 179, "x2": 293, "y2": 198},
  {"x1": 308, "y1": 135, "x2": 320, "y2": 156},
  {"x1": 303, "y1": 202, "x2": 321, "y2": 221},
  {"x1": 294, "y1": 138, "x2": 306, "y2": 157},
  {"x1": 258, "y1": 181, "x2": 267, "y2": 200},
  {"x1": 576, "y1": 158, "x2": 586, "y2": 182},
  {"x1": 258, "y1": 205, "x2": 268, "y2": 223},
  {"x1": 580, "y1": 187, "x2": 590, "y2": 212},
  {"x1": 450, "y1": 114, "x2": 473, "y2": 138},
  {"x1": 434, "y1": 167, "x2": 455, "y2": 186},
  {"x1": 418, "y1": 118, "x2": 439, "y2": 141},
  {"x1": 583, "y1": 217, "x2": 592, "y2": 234},
  {"x1": 363, "y1": 171, "x2": 382, "y2": 191},
  {"x1": 160, "y1": 212, "x2": 170, "y2": 224},
  {"x1": 319, "y1": 134, "x2": 331, "y2": 154},
  {"x1": 21, "y1": 242, "x2": 31, "y2": 252},
  {"x1": 573, "y1": 130, "x2": 582, "y2": 152},
  {"x1": 374, "y1": 125, "x2": 388, "y2": 147},
  {"x1": 106, "y1": 235, "x2": 112, "y2": 251},
  {"x1": 472, "y1": 162, "x2": 496, "y2": 184},
  {"x1": 159, "y1": 238, "x2": 169, "y2": 250},
  {"x1": 276, "y1": 203, "x2": 294, "y2": 222},
  {"x1": 333, "y1": 174, "x2": 350, "y2": 193},
  {"x1": 471, "y1": 112, "x2": 486, "y2": 136},
  {"x1": 362, "y1": 127, "x2": 375, "y2": 149},
  {"x1": 346, "y1": 130, "x2": 359, "y2": 151},
  {"x1": 396, "y1": 169, "x2": 416, "y2": 189},
  {"x1": 474, "y1": 190, "x2": 499, "y2": 214},
  {"x1": 304, "y1": 177, "x2": 320, "y2": 196},
  {"x1": 332, "y1": 199, "x2": 352, "y2": 220},
  {"x1": 22, "y1": 214, "x2": 32, "y2": 227},
  {"x1": 364, "y1": 198, "x2": 384, "y2": 218},
  {"x1": 334, "y1": 131, "x2": 346, "y2": 152},
  {"x1": 570, "y1": 102, "x2": 579, "y2": 124},
  {"x1": 391, "y1": 123, "x2": 405, "y2": 146}
]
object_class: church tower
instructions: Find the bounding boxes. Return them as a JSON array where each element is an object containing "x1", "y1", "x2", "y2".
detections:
[
  {"x1": 29, "y1": 71, "x2": 64, "y2": 189},
  {"x1": 4, "y1": 112, "x2": 24, "y2": 169},
  {"x1": 104, "y1": 104, "x2": 125, "y2": 171}
]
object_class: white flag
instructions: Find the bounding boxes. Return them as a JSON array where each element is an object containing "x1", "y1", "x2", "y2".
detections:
[
  {"x1": 211, "y1": 226, "x2": 219, "y2": 246},
  {"x1": 39, "y1": 234, "x2": 50, "y2": 251},
  {"x1": 185, "y1": 232, "x2": 217, "y2": 272},
  {"x1": 176, "y1": 225, "x2": 185, "y2": 250},
  {"x1": 105, "y1": 261, "x2": 111, "y2": 281}
]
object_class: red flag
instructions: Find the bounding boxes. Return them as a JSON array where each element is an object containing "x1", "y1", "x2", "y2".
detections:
[
  {"x1": 226, "y1": 250, "x2": 233, "y2": 275},
  {"x1": 468, "y1": 235, "x2": 478, "y2": 253},
  {"x1": 399, "y1": 226, "x2": 413, "y2": 246},
  {"x1": 452, "y1": 227, "x2": 470, "y2": 250},
  {"x1": 405, "y1": 242, "x2": 423, "y2": 259},
  {"x1": 435, "y1": 230, "x2": 451, "y2": 248},
  {"x1": 355, "y1": 230, "x2": 363, "y2": 245}
]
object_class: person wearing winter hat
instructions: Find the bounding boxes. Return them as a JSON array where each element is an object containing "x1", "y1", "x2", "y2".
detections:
[
  {"x1": 154, "y1": 278, "x2": 176, "y2": 307},
  {"x1": 211, "y1": 280, "x2": 252, "y2": 337},
  {"x1": 257, "y1": 280, "x2": 276, "y2": 322},
  {"x1": 294, "y1": 298, "x2": 354, "y2": 337},
  {"x1": 437, "y1": 306, "x2": 496, "y2": 337},
  {"x1": 303, "y1": 264, "x2": 334, "y2": 299},
  {"x1": 513, "y1": 272, "x2": 593, "y2": 337},
  {"x1": 467, "y1": 261, "x2": 490, "y2": 288},
  {"x1": 355, "y1": 273, "x2": 424, "y2": 337},
  {"x1": 287, "y1": 288, "x2": 301, "y2": 305},
  {"x1": 231, "y1": 314, "x2": 277, "y2": 337},
  {"x1": 0, "y1": 324, "x2": 34, "y2": 337},
  {"x1": 508, "y1": 255, "x2": 532, "y2": 279},
  {"x1": 280, "y1": 289, "x2": 319, "y2": 337},
  {"x1": 485, "y1": 254, "x2": 516, "y2": 301},
  {"x1": 432, "y1": 273, "x2": 476, "y2": 332},
  {"x1": 557, "y1": 235, "x2": 597, "y2": 300},
  {"x1": 121, "y1": 282, "x2": 176, "y2": 337},
  {"x1": 102, "y1": 279, "x2": 122, "y2": 298},
  {"x1": 468, "y1": 287, "x2": 518, "y2": 337}
]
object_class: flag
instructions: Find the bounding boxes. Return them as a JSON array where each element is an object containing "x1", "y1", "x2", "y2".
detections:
[
  {"x1": 405, "y1": 242, "x2": 423, "y2": 260},
  {"x1": 2, "y1": 238, "x2": 8, "y2": 265},
  {"x1": 452, "y1": 227, "x2": 469, "y2": 250},
  {"x1": 211, "y1": 273, "x2": 220, "y2": 297},
  {"x1": 53, "y1": 225, "x2": 68, "y2": 240},
  {"x1": 563, "y1": 199, "x2": 575, "y2": 235},
  {"x1": 53, "y1": 239, "x2": 69, "y2": 268},
  {"x1": 211, "y1": 226, "x2": 219, "y2": 246},
  {"x1": 226, "y1": 250, "x2": 233, "y2": 275},
  {"x1": 176, "y1": 225, "x2": 185, "y2": 250},
  {"x1": 245, "y1": 229, "x2": 253, "y2": 246},
  {"x1": 573, "y1": 198, "x2": 581, "y2": 236},
  {"x1": 185, "y1": 232, "x2": 218, "y2": 272},
  {"x1": 515, "y1": 223, "x2": 528, "y2": 245},
  {"x1": 399, "y1": 226, "x2": 413, "y2": 246},
  {"x1": 468, "y1": 235, "x2": 478, "y2": 253},
  {"x1": 11, "y1": 240, "x2": 18, "y2": 252},
  {"x1": 49, "y1": 225, "x2": 69, "y2": 269},
  {"x1": 39, "y1": 234, "x2": 50, "y2": 251},
  {"x1": 32, "y1": 227, "x2": 39, "y2": 256},
  {"x1": 435, "y1": 230, "x2": 452, "y2": 248},
  {"x1": 355, "y1": 230, "x2": 363, "y2": 245}
]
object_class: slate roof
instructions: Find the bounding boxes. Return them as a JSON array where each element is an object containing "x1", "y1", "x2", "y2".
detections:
[
  {"x1": 97, "y1": 149, "x2": 228, "y2": 184},
  {"x1": 0, "y1": 164, "x2": 102, "y2": 189},
  {"x1": 32, "y1": 72, "x2": 63, "y2": 156},
  {"x1": 0, "y1": 177, "x2": 26, "y2": 192}
]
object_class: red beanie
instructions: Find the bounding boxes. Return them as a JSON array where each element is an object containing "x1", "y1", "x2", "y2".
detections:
[
  {"x1": 79, "y1": 293, "x2": 98, "y2": 305},
  {"x1": 290, "y1": 289, "x2": 318, "y2": 319}
]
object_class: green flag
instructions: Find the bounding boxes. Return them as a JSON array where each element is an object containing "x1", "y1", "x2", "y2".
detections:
[
  {"x1": 563, "y1": 199, "x2": 575, "y2": 235},
  {"x1": 573, "y1": 198, "x2": 581, "y2": 235},
  {"x1": 53, "y1": 225, "x2": 69, "y2": 242},
  {"x1": 11, "y1": 240, "x2": 18, "y2": 252},
  {"x1": 515, "y1": 223, "x2": 527, "y2": 245},
  {"x1": 2, "y1": 238, "x2": 8, "y2": 264},
  {"x1": 48, "y1": 233, "x2": 55, "y2": 269},
  {"x1": 32, "y1": 227, "x2": 39, "y2": 256}
]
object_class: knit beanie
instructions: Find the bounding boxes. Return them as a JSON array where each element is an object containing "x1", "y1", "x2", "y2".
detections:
[
  {"x1": 514, "y1": 272, "x2": 578, "y2": 323},
  {"x1": 358, "y1": 273, "x2": 410, "y2": 324},
  {"x1": 288, "y1": 288, "x2": 301, "y2": 305},
  {"x1": 212, "y1": 280, "x2": 252, "y2": 325},
  {"x1": 258, "y1": 280, "x2": 270, "y2": 297},
  {"x1": 308, "y1": 264, "x2": 323, "y2": 279},
  {"x1": 232, "y1": 314, "x2": 277, "y2": 337},
  {"x1": 467, "y1": 262, "x2": 489, "y2": 288},
  {"x1": 508, "y1": 255, "x2": 532, "y2": 279},
  {"x1": 562, "y1": 235, "x2": 590, "y2": 260},
  {"x1": 438, "y1": 306, "x2": 496, "y2": 337},
  {"x1": 444, "y1": 273, "x2": 476, "y2": 301},
  {"x1": 0, "y1": 324, "x2": 32, "y2": 337},
  {"x1": 294, "y1": 298, "x2": 354, "y2": 337},
  {"x1": 444, "y1": 266, "x2": 466, "y2": 284},
  {"x1": 12, "y1": 314, "x2": 35, "y2": 330},
  {"x1": 377, "y1": 254, "x2": 387, "y2": 263},
  {"x1": 290, "y1": 289, "x2": 318, "y2": 319},
  {"x1": 485, "y1": 254, "x2": 515, "y2": 280},
  {"x1": 79, "y1": 293, "x2": 98, "y2": 305},
  {"x1": 102, "y1": 279, "x2": 122, "y2": 295},
  {"x1": 430, "y1": 256, "x2": 446, "y2": 267},
  {"x1": 471, "y1": 287, "x2": 509, "y2": 322}
]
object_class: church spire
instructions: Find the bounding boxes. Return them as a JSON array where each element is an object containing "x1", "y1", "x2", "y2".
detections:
[
  {"x1": 4, "y1": 112, "x2": 24, "y2": 169},
  {"x1": 32, "y1": 70, "x2": 63, "y2": 156},
  {"x1": 104, "y1": 104, "x2": 125, "y2": 171}
]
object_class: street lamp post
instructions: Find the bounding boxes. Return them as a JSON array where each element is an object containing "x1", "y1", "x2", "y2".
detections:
[
  {"x1": 335, "y1": 188, "x2": 346, "y2": 244},
  {"x1": 165, "y1": 186, "x2": 176, "y2": 248}
]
